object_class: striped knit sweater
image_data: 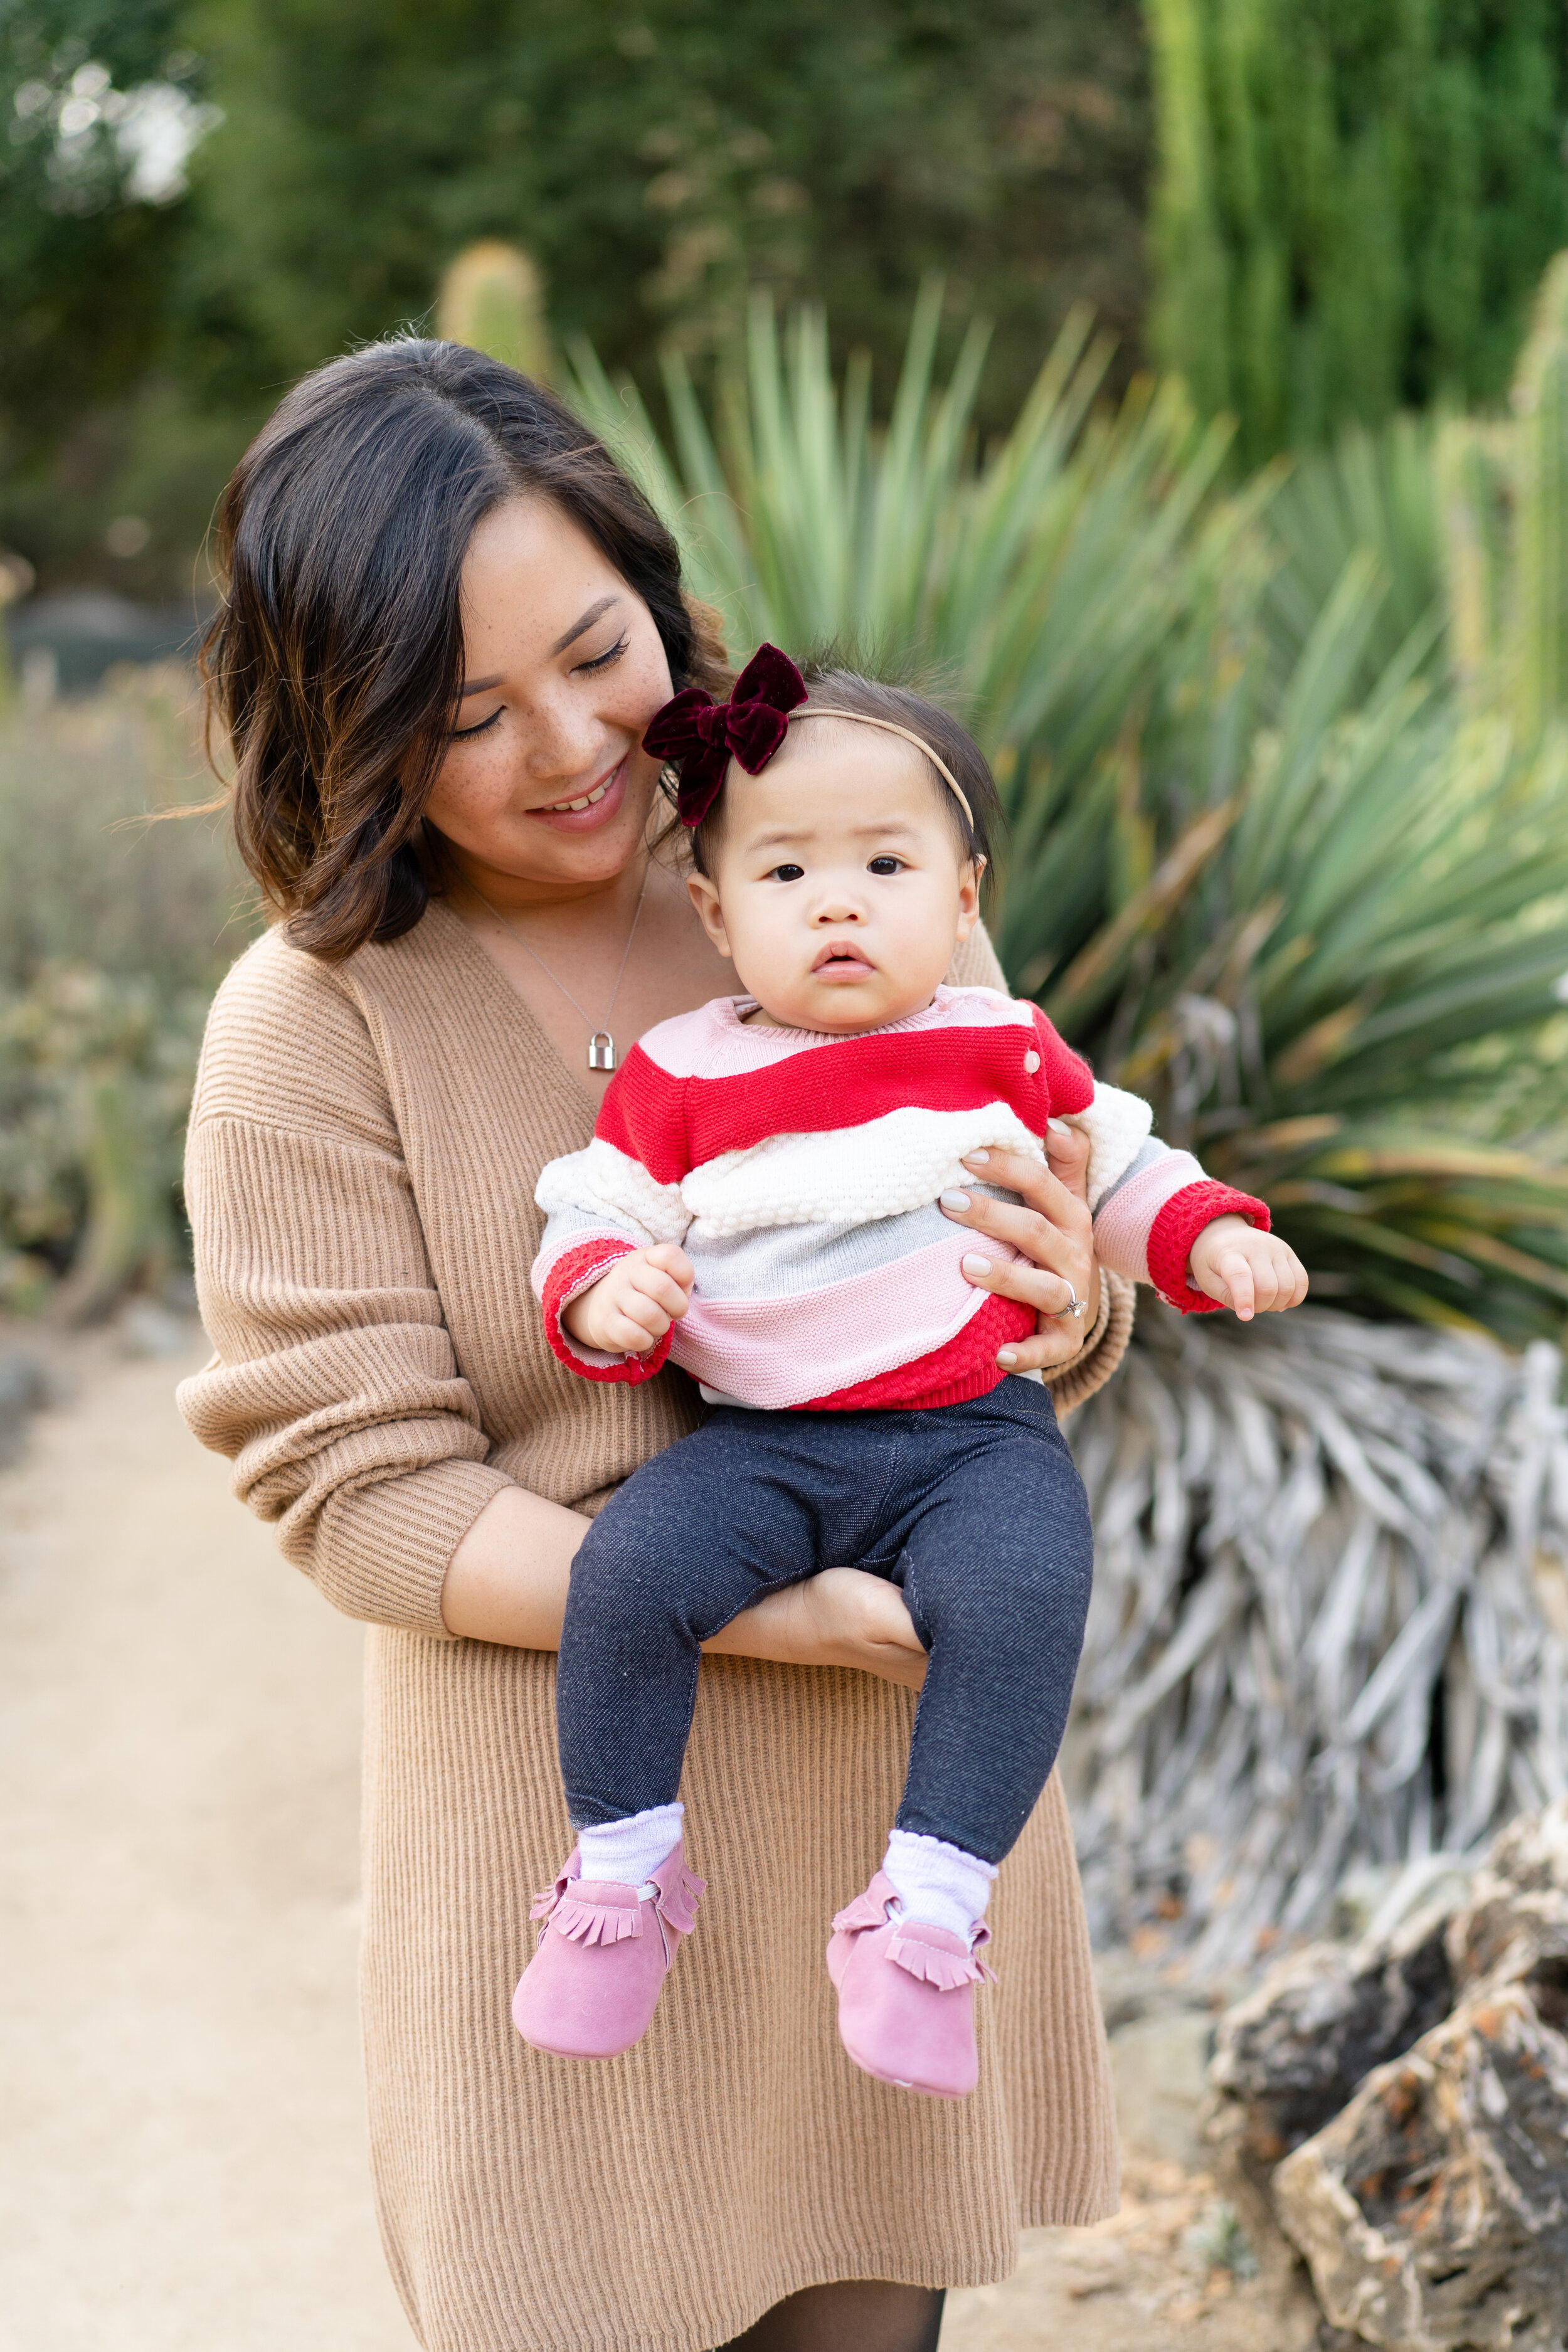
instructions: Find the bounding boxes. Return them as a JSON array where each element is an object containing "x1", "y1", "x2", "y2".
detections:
[{"x1": 533, "y1": 985, "x2": 1267, "y2": 1413}]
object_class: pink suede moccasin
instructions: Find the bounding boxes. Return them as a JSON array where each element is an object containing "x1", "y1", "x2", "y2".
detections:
[
  {"x1": 825, "y1": 1870, "x2": 995, "y2": 2099},
  {"x1": 512, "y1": 1840, "x2": 704, "y2": 2060}
]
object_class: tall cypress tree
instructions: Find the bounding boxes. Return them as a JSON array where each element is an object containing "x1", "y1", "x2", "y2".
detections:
[{"x1": 1148, "y1": 0, "x2": 1568, "y2": 462}]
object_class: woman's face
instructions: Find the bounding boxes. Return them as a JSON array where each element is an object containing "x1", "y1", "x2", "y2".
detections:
[{"x1": 425, "y1": 494, "x2": 675, "y2": 900}]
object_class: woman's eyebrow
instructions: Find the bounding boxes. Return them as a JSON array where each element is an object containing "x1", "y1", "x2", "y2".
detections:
[
  {"x1": 458, "y1": 595, "x2": 625, "y2": 694},
  {"x1": 550, "y1": 593, "x2": 621, "y2": 657}
]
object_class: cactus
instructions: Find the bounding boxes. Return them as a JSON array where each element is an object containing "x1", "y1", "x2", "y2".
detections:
[
  {"x1": 1146, "y1": 1, "x2": 1568, "y2": 464},
  {"x1": 435, "y1": 241, "x2": 556, "y2": 386},
  {"x1": 1510, "y1": 252, "x2": 1568, "y2": 743},
  {"x1": 1432, "y1": 252, "x2": 1568, "y2": 744}
]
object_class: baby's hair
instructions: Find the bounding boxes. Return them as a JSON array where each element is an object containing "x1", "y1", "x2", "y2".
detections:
[{"x1": 682, "y1": 659, "x2": 1002, "y2": 879}]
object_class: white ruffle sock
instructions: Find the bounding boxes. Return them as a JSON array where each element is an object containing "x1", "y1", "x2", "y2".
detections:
[
  {"x1": 883, "y1": 1828, "x2": 998, "y2": 1944},
  {"x1": 576, "y1": 1802, "x2": 685, "y2": 1889}
]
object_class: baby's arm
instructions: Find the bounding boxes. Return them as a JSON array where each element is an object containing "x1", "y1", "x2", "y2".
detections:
[
  {"x1": 532, "y1": 1127, "x2": 692, "y2": 1381},
  {"x1": 1030, "y1": 1010, "x2": 1306, "y2": 1319},
  {"x1": 563, "y1": 1244, "x2": 695, "y2": 1355}
]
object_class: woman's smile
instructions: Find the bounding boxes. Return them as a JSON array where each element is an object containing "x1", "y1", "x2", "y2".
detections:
[{"x1": 526, "y1": 753, "x2": 629, "y2": 830}]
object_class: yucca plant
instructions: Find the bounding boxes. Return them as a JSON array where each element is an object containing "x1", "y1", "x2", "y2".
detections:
[
  {"x1": 565, "y1": 282, "x2": 1568, "y2": 1950},
  {"x1": 566, "y1": 284, "x2": 1568, "y2": 1346}
]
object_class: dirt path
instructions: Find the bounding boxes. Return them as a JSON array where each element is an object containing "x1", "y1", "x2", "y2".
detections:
[{"x1": 0, "y1": 1328, "x2": 1314, "y2": 2352}]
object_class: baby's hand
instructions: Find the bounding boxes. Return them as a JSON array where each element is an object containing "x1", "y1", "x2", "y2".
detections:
[
  {"x1": 563, "y1": 1244, "x2": 695, "y2": 1355},
  {"x1": 1189, "y1": 1215, "x2": 1308, "y2": 1321}
]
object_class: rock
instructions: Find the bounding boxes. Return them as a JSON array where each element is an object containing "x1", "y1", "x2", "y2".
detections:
[
  {"x1": 1206, "y1": 1897, "x2": 1458, "y2": 2179},
  {"x1": 1111, "y1": 2008, "x2": 1214, "y2": 2169},
  {"x1": 1273, "y1": 1973, "x2": 1568, "y2": 2349},
  {"x1": 1202, "y1": 1892, "x2": 1463, "y2": 2294},
  {"x1": 1446, "y1": 1801, "x2": 1568, "y2": 1992},
  {"x1": 1268, "y1": 1801, "x2": 1568, "y2": 2348}
]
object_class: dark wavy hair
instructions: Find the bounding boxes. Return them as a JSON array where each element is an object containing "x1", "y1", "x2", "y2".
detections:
[{"x1": 202, "y1": 337, "x2": 730, "y2": 961}]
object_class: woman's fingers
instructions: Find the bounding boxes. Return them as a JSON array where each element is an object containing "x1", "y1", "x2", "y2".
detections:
[
  {"x1": 960, "y1": 1248, "x2": 1079, "y2": 1316},
  {"x1": 941, "y1": 1142, "x2": 1100, "y2": 1370},
  {"x1": 960, "y1": 1142, "x2": 1095, "y2": 1237},
  {"x1": 1043, "y1": 1118, "x2": 1091, "y2": 1202},
  {"x1": 940, "y1": 1185, "x2": 1084, "y2": 1285}
]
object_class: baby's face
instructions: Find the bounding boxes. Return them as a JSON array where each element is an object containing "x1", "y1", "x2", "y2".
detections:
[{"x1": 686, "y1": 723, "x2": 980, "y2": 1033}]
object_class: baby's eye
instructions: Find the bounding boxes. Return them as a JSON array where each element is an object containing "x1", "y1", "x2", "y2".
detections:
[
  {"x1": 767, "y1": 862, "x2": 806, "y2": 882},
  {"x1": 867, "y1": 856, "x2": 904, "y2": 876}
]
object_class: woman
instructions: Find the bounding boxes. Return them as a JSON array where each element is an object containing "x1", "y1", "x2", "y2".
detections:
[{"x1": 178, "y1": 338, "x2": 1133, "y2": 2352}]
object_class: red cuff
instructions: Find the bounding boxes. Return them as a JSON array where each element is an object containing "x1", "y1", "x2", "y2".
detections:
[
  {"x1": 541, "y1": 1241, "x2": 674, "y2": 1383},
  {"x1": 1147, "y1": 1183, "x2": 1271, "y2": 1315}
]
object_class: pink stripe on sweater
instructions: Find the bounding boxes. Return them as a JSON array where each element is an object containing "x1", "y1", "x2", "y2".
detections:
[
  {"x1": 1089, "y1": 1152, "x2": 1206, "y2": 1285},
  {"x1": 670, "y1": 1231, "x2": 1017, "y2": 1411}
]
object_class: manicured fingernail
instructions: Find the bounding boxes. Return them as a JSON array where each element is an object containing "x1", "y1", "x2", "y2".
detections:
[
  {"x1": 939, "y1": 1190, "x2": 972, "y2": 1212},
  {"x1": 997, "y1": 1348, "x2": 1019, "y2": 1368},
  {"x1": 1047, "y1": 1118, "x2": 1071, "y2": 1136},
  {"x1": 961, "y1": 1254, "x2": 990, "y2": 1278},
  {"x1": 962, "y1": 1148, "x2": 989, "y2": 1166}
]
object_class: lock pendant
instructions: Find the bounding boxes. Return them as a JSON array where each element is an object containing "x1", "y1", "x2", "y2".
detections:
[{"x1": 588, "y1": 1031, "x2": 617, "y2": 1071}]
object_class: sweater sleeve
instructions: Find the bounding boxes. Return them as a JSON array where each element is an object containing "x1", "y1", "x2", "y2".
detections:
[
  {"x1": 1059, "y1": 1061, "x2": 1270, "y2": 1315},
  {"x1": 946, "y1": 923, "x2": 1136, "y2": 1411},
  {"x1": 175, "y1": 944, "x2": 511, "y2": 1637},
  {"x1": 530, "y1": 1045, "x2": 693, "y2": 1384}
]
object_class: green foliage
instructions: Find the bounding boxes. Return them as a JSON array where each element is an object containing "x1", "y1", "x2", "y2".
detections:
[
  {"x1": 1145, "y1": 0, "x2": 1568, "y2": 464},
  {"x1": 1438, "y1": 253, "x2": 1568, "y2": 747},
  {"x1": 0, "y1": 0, "x2": 1148, "y2": 589},
  {"x1": 0, "y1": 2, "x2": 207, "y2": 455},
  {"x1": 0, "y1": 669, "x2": 257, "y2": 1311},
  {"x1": 183, "y1": 0, "x2": 1147, "y2": 423},
  {"x1": 567, "y1": 289, "x2": 1568, "y2": 1342}
]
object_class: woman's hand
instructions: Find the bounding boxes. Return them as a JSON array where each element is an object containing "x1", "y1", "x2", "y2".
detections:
[
  {"x1": 937, "y1": 1121, "x2": 1101, "y2": 1374},
  {"x1": 702, "y1": 1567, "x2": 928, "y2": 1689}
]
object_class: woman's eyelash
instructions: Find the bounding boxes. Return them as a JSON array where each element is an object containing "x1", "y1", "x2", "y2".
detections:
[
  {"x1": 577, "y1": 634, "x2": 628, "y2": 674},
  {"x1": 451, "y1": 636, "x2": 628, "y2": 738},
  {"x1": 451, "y1": 707, "x2": 502, "y2": 740}
]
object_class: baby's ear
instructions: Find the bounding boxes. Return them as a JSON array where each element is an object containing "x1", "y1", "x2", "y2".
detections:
[
  {"x1": 1044, "y1": 1118, "x2": 1091, "y2": 1204},
  {"x1": 686, "y1": 869, "x2": 730, "y2": 958}
]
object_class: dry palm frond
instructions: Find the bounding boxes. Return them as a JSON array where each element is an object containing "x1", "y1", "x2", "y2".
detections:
[{"x1": 1065, "y1": 1303, "x2": 1568, "y2": 1972}]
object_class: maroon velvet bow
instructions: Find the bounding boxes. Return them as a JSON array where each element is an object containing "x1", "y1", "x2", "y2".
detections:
[{"x1": 642, "y1": 643, "x2": 807, "y2": 826}]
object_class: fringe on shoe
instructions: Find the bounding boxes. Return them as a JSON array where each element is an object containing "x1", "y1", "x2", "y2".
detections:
[
  {"x1": 886, "y1": 1929, "x2": 997, "y2": 1991},
  {"x1": 650, "y1": 1852, "x2": 706, "y2": 1936},
  {"x1": 535, "y1": 1885, "x2": 645, "y2": 1946}
]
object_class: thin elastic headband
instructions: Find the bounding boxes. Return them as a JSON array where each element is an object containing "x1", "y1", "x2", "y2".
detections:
[{"x1": 788, "y1": 708, "x2": 976, "y2": 830}]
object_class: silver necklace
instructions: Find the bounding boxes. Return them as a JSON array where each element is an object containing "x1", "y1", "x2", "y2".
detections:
[{"x1": 471, "y1": 863, "x2": 651, "y2": 1071}]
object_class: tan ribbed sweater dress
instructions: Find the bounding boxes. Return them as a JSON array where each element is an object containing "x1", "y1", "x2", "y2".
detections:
[{"x1": 177, "y1": 899, "x2": 1128, "y2": 2352}]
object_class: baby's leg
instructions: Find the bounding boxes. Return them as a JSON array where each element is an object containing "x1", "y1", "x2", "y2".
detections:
[
  {"x1": 888, "y1": 1388, "x2": 1094, "y2": 1914},
  {"x1": 556, "y1": 1412, "x2": 824, "y2": 1850}
]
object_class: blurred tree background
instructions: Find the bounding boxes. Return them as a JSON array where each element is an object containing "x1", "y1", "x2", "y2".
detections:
[{"x1": 0, "y1": 0, "x2": 1150, "y2": 595}]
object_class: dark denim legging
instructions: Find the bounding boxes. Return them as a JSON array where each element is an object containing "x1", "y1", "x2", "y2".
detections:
[{"x1": 557, "y1": 1379, "x2": 1095, "y2": 1865}]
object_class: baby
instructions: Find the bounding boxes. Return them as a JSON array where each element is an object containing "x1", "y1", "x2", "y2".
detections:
[{"x1": 514, "y1": 647, "x2": 1306, "y2": 2097}]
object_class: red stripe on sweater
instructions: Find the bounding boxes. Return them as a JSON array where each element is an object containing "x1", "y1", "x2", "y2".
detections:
[
  {"x1": 595, "y1": 1046, "x2": 690, "y2": 1187},
  {"x1": 1147, "y1": 1182, "x2": 1270, "y2": 1314},
  {"x1": 596, "y1": 1014, "x2": 1094, "y2": 1184},
  {"x1": 792, "y1": 1293, "x2": 1037, "y2": 1412},
  {"x1": 541, "y1": 1239, "x2": 674, "y2": 1383}
]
